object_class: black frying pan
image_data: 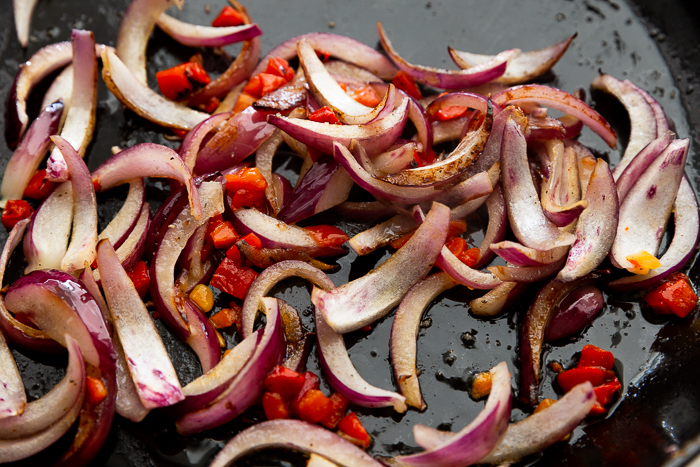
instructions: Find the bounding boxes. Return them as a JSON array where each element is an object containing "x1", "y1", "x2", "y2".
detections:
[{"x1": 1, "y1": 0, "x2": 699, "y2": 466}]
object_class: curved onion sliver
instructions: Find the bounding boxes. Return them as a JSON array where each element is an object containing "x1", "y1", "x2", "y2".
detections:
[
  {"x1": 615, "y1": 132, "x2": 674, "y2": 203},
  {"x1": 348, "y1": 214, "x2": 416, "y2": 256},
  {"x1": 316, "y1": 306, "x2": 407, "y2": 412},
  {"x1": 391, "y1": 272, "x2": 457, "y2": 410},
  {"x1": 13, "y1": 0, "x2": 39, "y2": 48},
  {"x1": 97, "y1": 179, "x2": 146, "y2": 249},
  {"x1": 180, "y1": 113, "x2": 231, "y2": 172},
  {"x1": 475, "y1": 184, "x2": 507, "y2": 268},
  {"x1": 0, "y1": 329, "x2": 24, "y2": 419},
  {"x1": 469, "y1": 281, "x2": 527, "y2": 317},
  {"x1": 156, "y1": 12, "x2": 261, "y2": 47}
]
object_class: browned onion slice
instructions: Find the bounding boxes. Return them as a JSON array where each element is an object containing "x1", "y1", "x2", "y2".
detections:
[{"x1": 469, "y1": 281, "x2": 527, "y2": 317}]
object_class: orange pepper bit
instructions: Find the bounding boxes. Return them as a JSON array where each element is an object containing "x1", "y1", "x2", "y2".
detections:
[{"x1": 470, "y1": 371, "x2": 492, "y2": 400}]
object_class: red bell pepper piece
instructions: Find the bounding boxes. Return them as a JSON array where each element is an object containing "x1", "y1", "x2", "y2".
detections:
[
  {"x1": 446, "y1": 219, "x2": 467, "y2": 239},
  {"x1": 156, "y1": 62, "x2": 211, "y2": 100},
  {"x1": 126, "y1": 261, "x2": 150, "y2": 298},
  {"x1": 413, "y1": 148, "x2": 437, "y2": 167},
  {"x1": 211, "y1": 6, "x2": 245, "y2": 27},
  {"x1": 391, "y1": 70, "x2": 422, "y2": 100},
  {"x1": 209, "y1": 303, "x2": 242, "y2": 330},
  {"x1": 1, "y1": 200, "x2": 34, "y2": 230},
  {"x1": 320, "y1": 393, "x2": 349, "y2": 429},
  {"x1": 210, "y1": 258, "x2": 258, "y2": 299},
  {"x1": 594, "y1": 379, "x2": 622, "y2": 407},
  {"x1": 444, "y1": 237, "x2": 480, "y2": 268},
  {"x1": 240, "y1": 232, "x2": 262, "y2": 249},
  {"x1": 338, "y1": 412, "x2": 371, "y2": 449},
  {"x1": 577, "y1": 345, "x2": 615, "y2": 370},
  {"x1": 315, "y1": 49, "x2": 332, "y2": 62},
  {"x1": 433, "y1": 106, "x2": 470, "y2": 121},
  {"x1": 243, "y1": 73, "x2": 288, "y2": 99},
  {"x1": 200, "y1": 97, "x2": 220, "y2": 114},
  {"x1": 86, "y1": 376, "x2": 107, "y2": 404},
  {"x1": 262, "y1": 392, "x2": 290, "y2": 420},
  {"x1": 225, "y1": 245, "x2": 242, "y2": 263},
  {"x1": 264, "y1": 366, "x2": 306, "y2": 400},
  {"x1": 297, "y1": 389, "x2": 333, "y2": 424},
  {"x1": 308, "y1": 106, "x2": 341, "y2": 125},
  {"x1": 225, "y1": 168, "x2": 268, "y2": 211},
  {"x1": 209, "y1": 220, "x2": 239, "y2": 250},
  {"x1": 557, "y1": 366, "x2": 608, "y2": 393},
  {"x1": 23, "y1": 169, "x2": 56, "y2": 200},
  {"x1": 233, "y1": 91, "x2": 258, "y2": 113},
  {"x1": 304, "y1": 225, "x2": 349, "y2": 248},
  {"x1": 265, "y1": 57, "x2": 295, "y2": 82},
  {"x1": 291, "y1": 371, "x2": 320, "y2": 416},
  {"x1": 351, "y1": 86, "x2": 381, "y2": 107},
  {"x1": 644, "y1": 273, "x2": 698, "y2": 318}
]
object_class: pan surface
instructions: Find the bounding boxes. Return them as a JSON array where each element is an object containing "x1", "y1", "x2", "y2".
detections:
[{"x1": 0, "y1": 0, "x2": 699, "y2": 466}]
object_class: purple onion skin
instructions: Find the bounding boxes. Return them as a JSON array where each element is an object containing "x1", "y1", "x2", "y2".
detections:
[
  {"x1": 277, "y1": 155, "x2": 342, "y2": 224},
  {"x1": 544, "y1": 286, "x2": 605, "y2": 342}
]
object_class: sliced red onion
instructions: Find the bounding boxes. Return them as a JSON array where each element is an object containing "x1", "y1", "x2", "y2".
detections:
[
  {"x1": 448, "y1": 34, "x2": 576, "y2": 85},
  {"x1": 13, "y1": 0, "x2": 39, "y2": 48},
  {"x1": 312, "y1": 202, "x2": 449, "y2": 334},
  {"x1": 232, "y1": 208, "x2": 346, "y2": 257},
  {"x1": 284, "y1": 333, "x2": 312, "y2": 373},
  {"x1": 175, "y1": 329, "x2": 261, "y2": 416},
  {"x1": 544, "y1": 286, "x2": 605, "y2": 341},
  {"x1": 610, "y1": 176, "x2": 699, "y2": 290},
  {"x1": 405, "y1": 95, "x2": 433, "y2": 152},
  {"x1": 97, "y1": 178, "x2": 146, "y2": 249},
  {"x1": 299, "y1": 39, "x2": 394, "y2": 125},
  {"x1": 51, "y1": 136, "x2": 98, "y2": 273},
  {"x1": 41, "y1": 66, "x2": 73, "y2": 111},
  {"x1": 564, "y1": 140, "x2": 596, "y2": 197},
  {"x1": 5, "y1": 41, "x2": 72, "y2": 147},
  {"x1": 590, "y1": 74, "x2": 657, "y2": 179},
  {"x1": 436, "y1": 245, "x2": 503, "y2": 289},
  {"x1": 333, "y1": 201, "x2": 394, "y2": 223},
  {"x1": 277, "y1": 156, "x2": 354, "y2": 224},
  {"x1": 492, "y1": 84, "x2": 617, "y2": 148},
  {"x1": 237, "y1": 239, "x2": 338, "y2": 272},
  {"x1": 489, "y1": 258, "x2": 566, "y2": 283},
  {"x1": 97, "y1": 240, "x2": 184, "y2": 409},
  {"x1": 372, "y1": 141, "x2": 419, "y2": 174},
  {"x1": 151, "y1": 181, "x2": 223, "y2": 341},
  {"x1": 397, "y1": 361, "x2": 511, "y2": 466},
  {"x1": 424, "y1": 92, "x2": 489, "y2": 119},
  {"x1": 558, "y1": 159, "x2": 618, "y2": 281},
  {"x1": 101, "y1": 48, "x2": 209, "y2": 130},
  {"x1": 156, "y1": 12, "x2": 261, "y2": 47},
  {"x1": 253, "y1": 32, "x2": 397, "y2": 80},
  {"x1": 192, "y1": 107, "x2": 276, "y2": 174},
  {"x1": 0, "y1": 329, "x2": 25, "y2": 419},
  {"x1": 449, "y1": 164, "x2": 501, "y2": 220},
  {"x1": 0, "y1": 100, "x2": 63, "y2": 206},
  {"x1": 349, "y1": 214, "x2": 416, "y2": 256},
  {"x1": 240, "y1": 260, "x2": 335, "y2": 338},
  {"x1": 92, "y1": 141, "x2": 203, "y2": 219},
  {"x1": 182, "y1": 299, "x2": 221, "y2": 374},
  {"x1": 46, "y1": 30, "x2": 97, "y2": 182},
  {"x1": 391, "y1": 272, "x2": 457, "y2": 410},
  {"x1": 480, "y1": 382, "x2": 595, "y2": 464},
  {"x1": 0, "y1": 336, "x2": 85, "y2": 463},
  {"x1": 431, "y1": 117, "x2": 468, "y2": 145},
  {"x1": 179, "y1": 223, "x2": 212, "y2": 291},
  {"x1": 116, "y1": 0, "x2": 183, "y2": 85},
  {"x1": 0, "y1": 334, "x2": 84, "y2": 436},
  {"x1": 23, "y1": 181, "x2": 73, "y2": 273},
  {"x1": 465, "y1": 106, "x2": 526, "y2": 180},
  {"x1": 381, "y1": 112, "x2": 491, "y2": 187},
  {"x1": 540, "y1": 143, "x2": 588, "y2": 227},
  {"x1": 316, "y1": 306, "x2": 407, "y2": 412},
  {"x1": 500, "y1": 118, "x2": 575, "y2": 250},
  {"x1": 255, "y1": 130, "x2": 286, "y2": 214},
  {"x1": 475, "y1": 184, "x2": 507, "y2": 268},
  {"x1": 378, "y1": 23, "x2": 513, "y2": 90},
  {"x1": 0, "y1": 219, "x2": 60, "y2": 352},
  {"x1": 325, "y1": 60, "x2": 385, "y2": 85},
  {"x1": 641, "y1": 86, "x2": 671, "y2": 137},
  {"x1": 611, "y1": 138, "x2": 689, "y2": 269},
  {"x1": 180, "y1": 113, "x2": 230, "y2": 171},
  {"x1": 176, "y1": 297, "x2": 285, "y2": 435},
  {"x1": 210, "y1": 419, "x2": 384, "y2": 467},
  {"x1": 615, "y1": 132, "x2": 674, "y2": 203},
  {"x1": 469, "y1": 281, "x2": 528, "y2": 317},
  {"x1": 519, "y1": 272, "x2": 604, "y2": 405},
  {"x1": 269, "y1": 98, "x2": 409, "y2": 158}
]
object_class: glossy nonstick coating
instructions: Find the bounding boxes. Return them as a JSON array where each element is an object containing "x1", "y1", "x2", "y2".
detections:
[{"x1": 0, "y1": 1, "x2": 699, "y2": 466}]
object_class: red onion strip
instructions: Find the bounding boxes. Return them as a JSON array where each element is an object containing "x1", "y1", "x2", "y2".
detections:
[
  {"x1": 156, "y1": 12, "x2": 261, "y2": 47},
  {"x1": 97, "y1": 179, "x2": 146, "y2": 249},
  {"x1": 312, "y1": 202, "x2": 449, "y2": 334},
  {"x1": 41, "y1": 65, "x2": 72, "y2": 111},
  {"x1": 469, "y1": 281, "x2": 528, "y2": 317},
  {"x1": 180, "y1": 113, "x2": 231, "y2": 172},
  {"x1": 475, "y1": 184, "x2": 507, "y2": 268},
  {"x1": 540, "y1": 143, "x2": 588, "y2": 227},
  {"x1": 210, "y1": 419, "x2": 384, "y2": 467},
  {"x1": 391, "y1": 272, "x2": 457, "y2": 410},
  {"x1": 316, "y1": 306, "x2": 407, "y2": 412},
  {"x1": 13, "y1": 0, "x2": 39, "y2": 48},
  {"x1": 0, "y1": 329, "x2": 25, "y2": 419},
  {"x1": 348, "y1": 213, "x2": 416, "y2": 256},
  {"x1": 615, "y1": 132, "x2": 674, "y2": 203}
]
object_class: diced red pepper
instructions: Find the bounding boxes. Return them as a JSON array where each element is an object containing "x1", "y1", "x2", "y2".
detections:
[
  {"x1": 444, "y1": 237, "x2": 480, "y2": 267},
  {"x1": 243, "y1": 73, "x2": 288, "y2": 99},
  {"x1": 225, "y1": 168, "x2": 268, "y2": 211},
  {"x1": 262, "y1": 392, "x2": 290, "y2": 420},
  {"x1": 338, "y1": 412, "x2": 371, "y2": 449},
  {"x1": 315, "y1": 49, "x2": 332, "y2": 62},
  {"x1": 446, "y1": 219, "x2": 467, "y2": 239},
  {"x1": 240, "y1": 232, "x2": 261, "y2": 248},
  {"x1": 297, "y1": 389, "x2": 333, "y2": 424},
  {"x1": 594, "y1": 379, "x2": 622, "y2": 407},
  {"x1": 86, "y1": 376, "x2": 107, "y2": 404},
  {"x1": 264, "y1": 366, "x2": 306, "y2": 400},
  {"x1": 156, "y1": 62, "x2": 211, "y2": 100},
  {"x1": 210, "y1": 257, "x2": 258, "y2": 299},
  {"x1": 233, "y1": 91, "x2": 258, "y2": 113},
  {"x1": 351, "y1": 86, "x2": 381, "y2": 107},
  {"x1": 265, "y1": 57, "x2": 295, "y2": 82},
  {"x1": 1, "y1": 200, "x2": 34, "y2": 230},
  {"x1": 225, "y1": 245, "x2": 242, "y2": 263},
  {"x1": 23, "y1": 169, "x2": 57, "y2": 200},
  {"x1": 433, "y1": 106, "x2": 470, "y2": 121},
  {"x1": 209, "y1": 303, "x2": 242, "y2": 329},
  {"x1": 209, "y1": 220, "x2": 240, "y2": 250},
  {"x1": 126, "y1": 261, "x2": 150, "y2": 298},
  {"x1": 413, "y1": 149, "x2": 437, "y2": 167},
  {"x1": 200, "y1": 97, "x2": 220, "y2": 114},
  {"x1": 308, "y1": 106, "x2": 341, "y2": 125},
  {"x1": 644, "y1": 273, "x2": 698, "y2": 318},
  {"x1": 291, "y1": 371, "x2": 320, "y2": 416},
  {"x1": 211, "y1": 6, "x2": 245, "y2": 27},
  {"x1": 577, "y1": 345, "x2": 615, "y2": 371},
  {"x1": 557, "y1": 366, "x2": 609, "y2": 393},
  {"x1": 304, "y1": 225, "x2": 349, "y2": 248},
  {"x1": 391, "y1": 70, "x2": 422, "y2": 100},
  {"x1": 320, "y1": 393, "x2": 349, "y2": 429}
]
